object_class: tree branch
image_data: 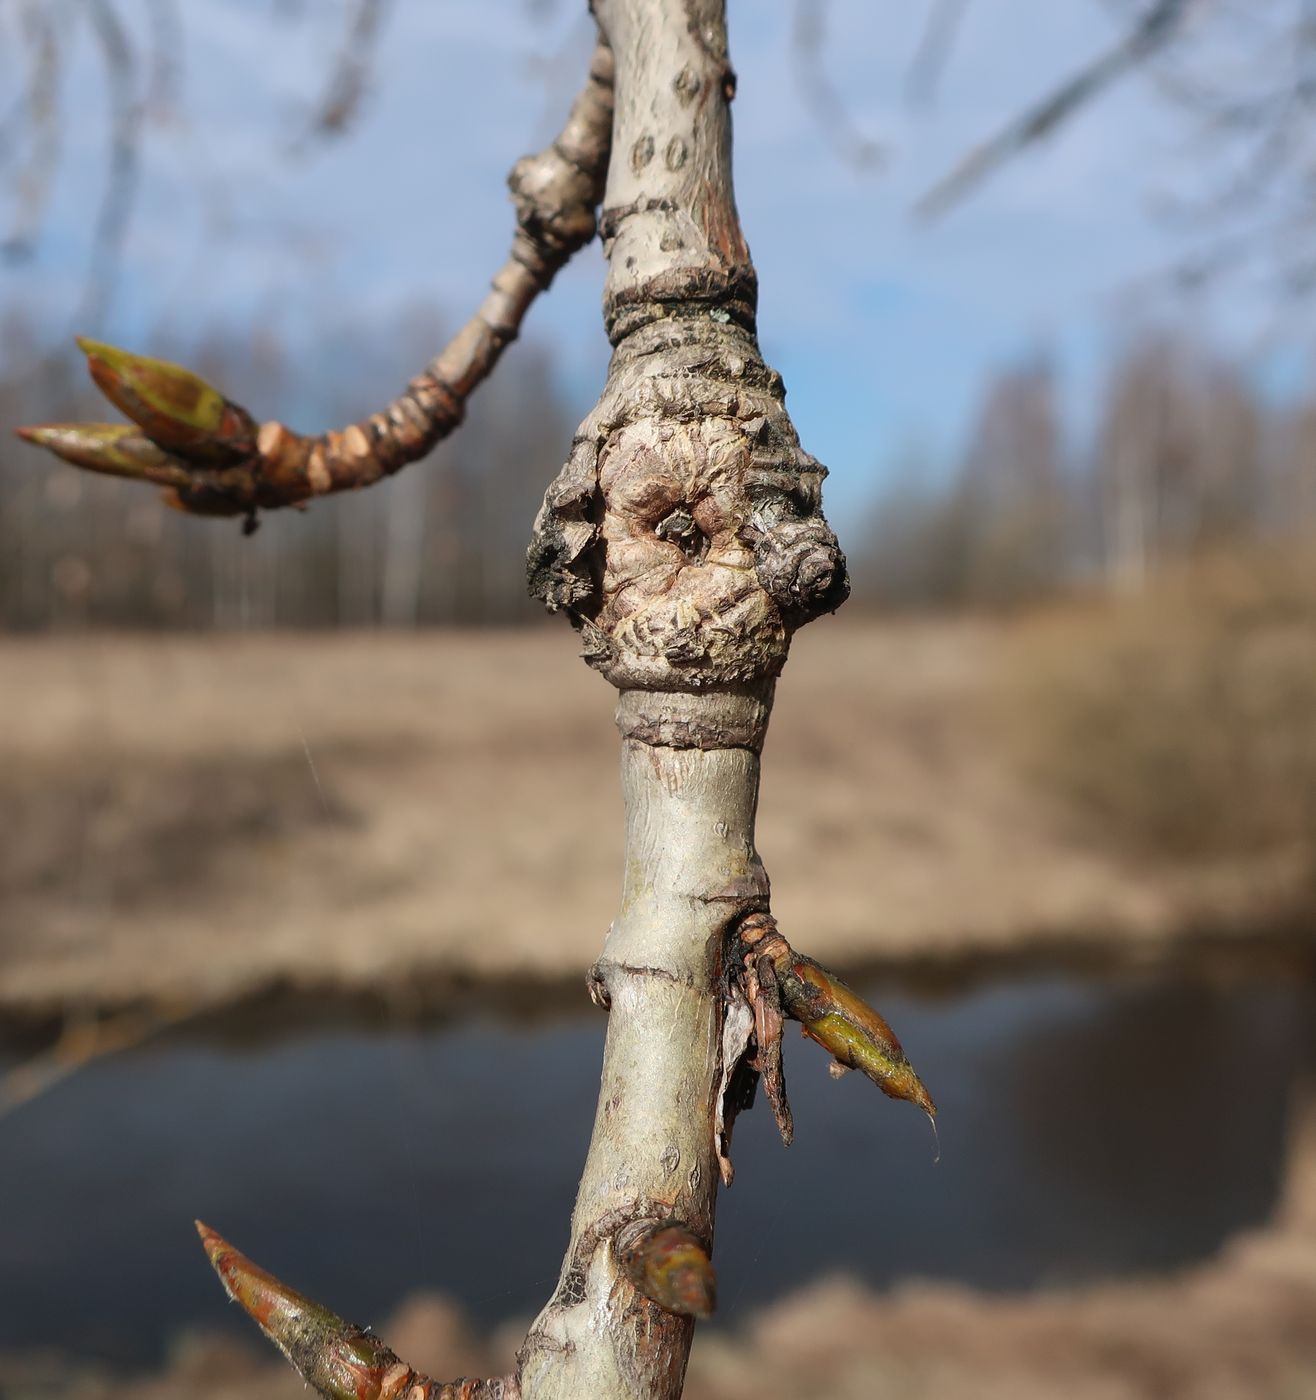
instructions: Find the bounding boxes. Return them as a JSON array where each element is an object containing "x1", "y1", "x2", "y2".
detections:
[
  {"x1": 517, "y1": 1, "x2": 866, "y2": 1393},
  {"x1": 80, "y1": 0, "x2": 142, "y2": 330},
  {"x1": 15, "y1": 37, "x2": 615, "y2": 522},
  {"x1": 791, "y1": 0, "x2": 884, "y2": 171},
  {"x1": 197, "y1": 1223, "x2": 515, "y2": 1400},
  {"x1": 1, "y1": 0, "x2": 61, "y2": 262},
  {"x1": 916, "y1": 0, "x2": 1191, "y2": 220},
  {"x1": 905, "y1": 0, "x2": 972, "y2": 107},
  {"x1": 298, "y1": 0, "x2": 390, "y2": 143}
]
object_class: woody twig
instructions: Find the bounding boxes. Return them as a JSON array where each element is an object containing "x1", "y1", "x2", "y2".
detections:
[
  {"x1": 197, "y1": 1223, "x2": 515, "y2": 1400},
  {"x1": 16, "y1": 39, "x2": 614, "y2": 526}
]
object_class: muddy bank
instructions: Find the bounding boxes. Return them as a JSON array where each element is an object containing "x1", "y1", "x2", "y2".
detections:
[{"x1": 2, "y1": 624, "x2": 1312, "y2": 1026}]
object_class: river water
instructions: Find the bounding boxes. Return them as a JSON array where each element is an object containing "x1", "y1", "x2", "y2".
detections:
[{"x1": 1, "y1": 964, "x2": 1312, "y2": 1366}]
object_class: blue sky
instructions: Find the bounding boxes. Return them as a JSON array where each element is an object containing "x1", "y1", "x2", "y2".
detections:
[{"x1": 3, "y1": 0, "x2": 1310, "y2": 524}]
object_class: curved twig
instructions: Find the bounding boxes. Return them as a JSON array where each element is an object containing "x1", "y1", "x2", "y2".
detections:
[
  {"x1": 905, "y1": 0, "x2": 971, "y2": 107},
  {"x1": 79, "y1": 0, "x2": 142, "y2": 329},
  {"x1": 1, "y1": 0, "x2": 61, "y2": 261},
  {"x1": 0, "y1": 999, "x2": 200, "y2": 1121},
  {"x1": 300, "y1": 0, "x2": 391, "y2": 141},
  {"x1": 792, "y1": 0, "x2": 884, "y2": 171},
  {"x1": 16, "y1": 38, "x2": 615, "y2": 522}
]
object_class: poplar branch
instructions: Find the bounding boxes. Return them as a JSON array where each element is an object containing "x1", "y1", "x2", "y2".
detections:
[
  {"x1": 14, "y1": 38, "x2": 615, "y2": 522},
  {"x1": 518, "y1": 4, "x2": 851, "y2": 1393},
  {"x1": 196, "y1": 1223, "x2": 515, "y2": 1400}
]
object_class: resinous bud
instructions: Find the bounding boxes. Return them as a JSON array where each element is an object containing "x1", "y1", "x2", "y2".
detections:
[
  {"x1": 195, "y1": 1221, "x2": 418, "y2": 1400},
  {"x1": 15, "y1": 423, "x2": 195, "y2": 487},
  {"x1": 618, "y1": 1220, "x2": 717, "y2": 1320},
  {"x1": 787, "y1": 958, "x2": 936, "y2": 1119},
  {"x1": 77, "y1": 337, "x2": 256, "y2": 462}
]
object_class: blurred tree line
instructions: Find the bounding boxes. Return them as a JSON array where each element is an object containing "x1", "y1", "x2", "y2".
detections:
[
  {"x1": 3, "y1": 309, "x2": 1315, "y2": 629},
  {"x1": 855, "y1": 332, "x2": 1316, "y2": 610}
]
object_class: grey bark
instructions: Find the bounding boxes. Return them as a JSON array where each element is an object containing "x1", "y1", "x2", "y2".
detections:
[{"x1": 521, "y1": 1, "x2": 847, "y2": 1395}]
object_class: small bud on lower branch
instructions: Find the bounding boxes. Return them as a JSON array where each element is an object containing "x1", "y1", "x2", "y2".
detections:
[
  {"x1": 195, "y1": 1222, "x2": 511, "y2": 1400},
  {"x1": 615, "y1": 1219, "x2": 717, "y2": 1320}
]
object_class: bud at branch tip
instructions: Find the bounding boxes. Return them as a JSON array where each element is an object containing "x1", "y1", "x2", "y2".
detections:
[{"x1": 194, "y1": 1221, "x2": 421, "y2": 1400}]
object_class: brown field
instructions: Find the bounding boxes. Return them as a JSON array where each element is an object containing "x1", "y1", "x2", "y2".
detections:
[{"x1": 2, "y1": 615, "x2": 1312, "y2": 1024}]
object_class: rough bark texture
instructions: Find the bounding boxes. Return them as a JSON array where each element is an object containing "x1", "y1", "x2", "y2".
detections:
[{"x1": 521, "y1": 2, "x2": 847, "y2": 1395}]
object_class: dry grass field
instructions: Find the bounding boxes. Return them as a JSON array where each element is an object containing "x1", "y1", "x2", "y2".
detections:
[{"x1": 2, "y1": 609, "x2": 1312, "y2": 1024}]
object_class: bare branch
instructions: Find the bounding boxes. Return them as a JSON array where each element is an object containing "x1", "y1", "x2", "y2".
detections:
[
  {"x1": 916, "y1": 0, "x2": 1192, "y2": 220},
  {"x1": 143, "y1": 0, "x2": 183, "y2": 116},
  {"x1": 301, "y1": 0, "x2": 390, "y2": 143},
  {"x1": 905, "y1": 0, "x2": 972, "y2": 107},
  {"x1": 0, "y1": 1001, "x2": 199, "y2": 1121},
  {"x1": 1, "y1": 0, "x2": 61, "y2": 261},
  {"x1": 17, "y1": 39, "x2": 615, "y2": 522},
  {"x1": 79, "y1": 0, "x2": 143, "y2": 329},
  {"x1": 197, "y1": 1223, "x2": 514, "y2": 1400},
  {"x1": 792, "y1": 0, "x2": 885, "y2": 172}
]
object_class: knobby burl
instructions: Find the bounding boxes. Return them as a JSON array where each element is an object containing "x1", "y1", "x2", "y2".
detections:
[{"x1": 528, "y1": 314, "x2": 850, "y2": 692}]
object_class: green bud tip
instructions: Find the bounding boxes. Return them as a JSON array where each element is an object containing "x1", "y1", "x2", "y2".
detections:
[
  {"x1": 621, "y1": 1222, "x2": 716, "y2": 1320},
  {"x1": 76, "y1": 337, "x2": 254, "y2": 459},
  {"x1": 195, "y1": 1222, "x2": 416, "y2": 1400},
  {"x1": 14, "y1": 422, "x2": 195, "y2": 487}
]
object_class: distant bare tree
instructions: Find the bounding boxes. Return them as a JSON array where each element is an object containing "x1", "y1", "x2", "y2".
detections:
[
  {"x1": 955, "y1": 354, "x2": 1069, "y2": 605},
  {"x1": 855, "y1": 356, "x2": 1069, "y2": 610},
  {"x1": 1093, "y1": 329, "x2": 1268, "y2": 587}
]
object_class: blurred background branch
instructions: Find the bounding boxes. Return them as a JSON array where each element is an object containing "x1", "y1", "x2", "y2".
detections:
[{"x1": 916, "y1": 0, "x2": 1191, "y2": 218}]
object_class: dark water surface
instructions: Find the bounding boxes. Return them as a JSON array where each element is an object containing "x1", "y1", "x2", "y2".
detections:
[{"x1": 1, "y1": 967, "x2": 1312, "y2": 1366}]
